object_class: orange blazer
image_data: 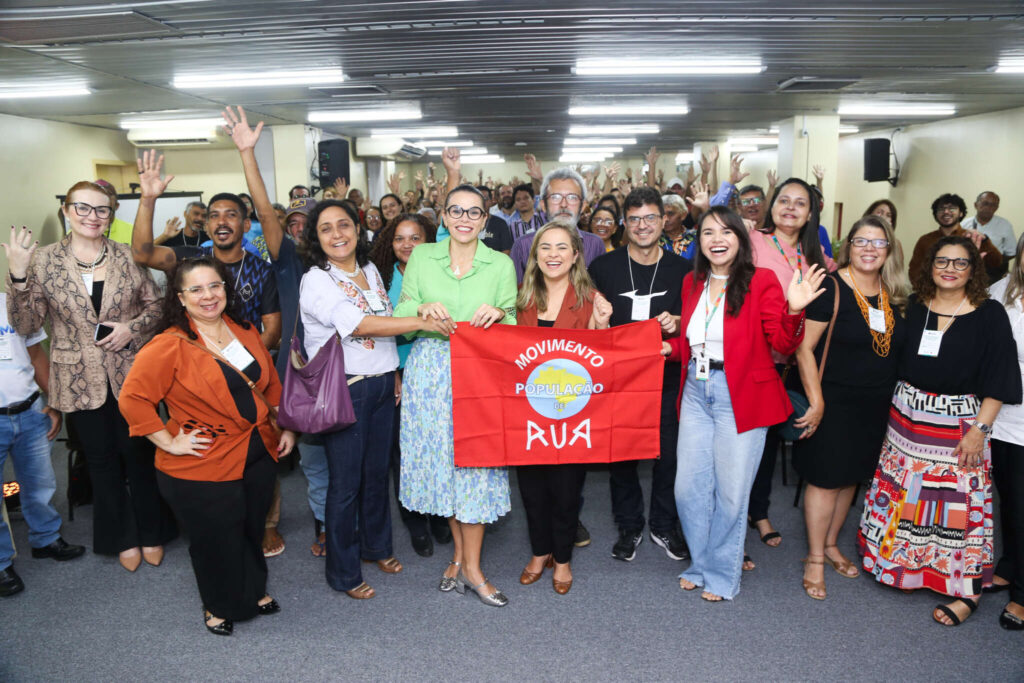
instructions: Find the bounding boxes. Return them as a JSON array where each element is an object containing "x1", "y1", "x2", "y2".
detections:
[
  {"x1": 517, "y1": 285, "x2": 594, "y2": 329},
  {"x1": 118, "y1": 317, "x2": 282, "y2": 482}
]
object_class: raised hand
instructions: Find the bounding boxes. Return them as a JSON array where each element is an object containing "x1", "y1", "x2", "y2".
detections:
[
  {"x1": 685, "y1": 181, "x2": 710, "y2": 216},
  {"x1": 786, "y1": 264, "x2": 828, "y2": 312},
  {"x1": 161, "y1": 216, "x2": 183, "y2": 240},
  {"x1": 3, "y1": 226, "x2": 37, "y2": 279},
  {"x1": 684, "y1": 163, "x2": 698, "y2": 187},
  {"x1": 387, "y1": 171, "x2": 405, "y2": 194},
  {"x1": 812, "y1": 164, "x2": 825, "y2": 184},
  {"x1": 592, "y1": 291, "x2": 613, "y2": 328},
  {"x1": 699, "y1": 152, "x2": 711, "y2": 176},
  {"x1": 624, "y1": 167, "x2": 633, "y2": 181},
  {"x1": 657, "y1": 169, "x2": 665, "y2": 184},
  {"x1": 524, "y1": 153, "x2": 543, "y2": 181},
  {"x1": 604, "y1": 161, "x2": 620, "y2": 180},
  {"x1": 645, "y1": 146, "x2": 660, "y2": 169},
  {"x1": 617, "y1": 179, "x2": 631, "y2": 195},
  {"x1": 136, "y1": 149, "x2": 175, "y2": 199},
  {"x1": 441, "y1": 147, "x2": 461, "y2": 178},
  {"x1": 477, "y1": 168, "x2": 484, "y2": 183},
  {"x1": 332, "y1": 176, "x2": 350, "y2": 200},
  {"x1": 222, "y1": 105, "x2": 263, "y2": 151},
  {"x1": 709, "y1": 145, "x2": 720, "y2": 164},
  {"x1": 730, "y1": 155, "x2": 750, "y2": 186},
  {"x1": 766, "y1": 168, "x2": 778, "y2": 188}
]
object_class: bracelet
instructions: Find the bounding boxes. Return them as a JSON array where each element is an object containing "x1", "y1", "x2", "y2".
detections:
[{"x1": 10, "y1": 274, "x2": 26, "y2": 283}]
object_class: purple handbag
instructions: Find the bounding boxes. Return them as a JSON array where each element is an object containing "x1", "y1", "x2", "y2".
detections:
[{"x1": 276, "y1": 333, "x2": 356, "y2": 434}]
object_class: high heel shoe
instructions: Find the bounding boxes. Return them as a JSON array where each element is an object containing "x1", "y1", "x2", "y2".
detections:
[
  {"x1": 519, "y1": 555, "x2": 554, "y2": 585},
  {"x1": 257, "y1": 597, "x2": 281, "y2": 615},
  {"x1": 801, "y1": 556, "x2": 826, "y2": 601},
  {"x1": 142, "y1": 546, "x2": 164, "y2": 567},
  {"x1": 119, "y1": 549, "x2": 142, "y2": 573},
  {"x1": 438, "y1": 561, "x2": 461, "y2": 592},
  {"x1": 203, "y1": 608, "x2": 233, "y2": 636},
  {"x1": 999, "y1": 609, "x2": 1024, "y2": 631},
  {"x1": 455, "y1": 572, "x2": 508, "y2": 607}
]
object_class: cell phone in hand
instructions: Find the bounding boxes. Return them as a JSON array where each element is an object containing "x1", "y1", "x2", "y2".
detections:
[{"x1": 94, "y1": 323, "x2": 114, "y2": 342}]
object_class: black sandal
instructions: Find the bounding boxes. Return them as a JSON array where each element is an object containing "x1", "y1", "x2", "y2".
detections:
[
  {"x1": 203, "y1": 608, "x2": 233, "y2": 636},
  {"x1": 933, "y1": 597, "x2": 978, "y2": 627}
]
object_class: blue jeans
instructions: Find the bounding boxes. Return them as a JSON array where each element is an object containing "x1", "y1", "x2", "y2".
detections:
[
  {"x1": 323, "y1": 374, "x2": 395, "y2": 591},
  {"x1": 298, "y1": 435, "x2": 328, "y2": 524},
  {"x1": 0, "y1": 398, "x2": 61, "y2": 569},
  {"x1": 675, "y1": 363, "x2": 766, "y2": 599}
]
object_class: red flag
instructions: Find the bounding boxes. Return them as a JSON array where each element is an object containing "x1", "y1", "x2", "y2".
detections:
[{"x1": 451, "y1": 320, "x2": 664, "y2": 466}]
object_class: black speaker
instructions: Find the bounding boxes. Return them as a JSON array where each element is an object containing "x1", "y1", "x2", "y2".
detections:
[
  {"x1": 318, "y1": 138, "x2": 351, "y2": 187},
  {"x1": 863, "y1": 138, "x2": 890, "y2": 182}
]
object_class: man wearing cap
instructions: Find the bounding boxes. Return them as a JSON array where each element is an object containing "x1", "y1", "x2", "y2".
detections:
[{"x1": 666, "y1": 177, "x2": 687, "y2": 198}]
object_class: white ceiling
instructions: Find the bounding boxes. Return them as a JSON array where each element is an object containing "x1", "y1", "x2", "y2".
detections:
[{"x1": 2, "y1": 1, "x2": 1024, "y2": 158}]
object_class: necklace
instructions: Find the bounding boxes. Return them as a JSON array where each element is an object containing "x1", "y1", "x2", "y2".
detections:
[
  {"x1": 845, "y1": 267, "x2": 893, "y2": 357},
  {"x1": 627, "y1": 245, "x2": 662, "y2": 302},
  {"x1": 709, "y1": 272, "x2": 729, "y2": 280},
  {"x1": 195, "y1": 320, "x2": 228, "y2": 346},
  {"x1": 337, "y1": 260, "x2": 361, "y2": 278},
  {"x1": 73, "y1": 242, "x2": 107, "y2": 271}
]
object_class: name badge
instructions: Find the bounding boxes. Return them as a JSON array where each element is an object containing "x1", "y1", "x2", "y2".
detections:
[
  {"x1": 0, "y1": 336, "x2": 13, "y2": 361},
  {"x1": 221, "y1": 339, "x2": 256, "y2": 371},
  {"x1": 364, "y1": 290, "x2": 387, "y2": 314},
  {"x1": 631, "y1": 294, "x2": 653, "y2": 321},
  {"x1": 81, "y1": 272, "x2": 93, "y2": 295},
  {"x1": 868, "y1": 307, "x2": 886, "y2": 333},
  {"x1": 918, "y1": 329, "x2": 943, "y2": 357},
  {"x1": 695, "y1": 354, "x2": 709, "y2": 381}
]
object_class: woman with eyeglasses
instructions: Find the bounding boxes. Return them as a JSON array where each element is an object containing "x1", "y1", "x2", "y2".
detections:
[
  {"x1": 363, "y1": 206, "x2": 384, "y2": 241},
  {"x1": 395, "y1": 148, "x2": 518, "y2": 607},
  {"x1": 792, "y1": 216, "x2": 908, "y2": 600},
  {"x1": 859, "y1": 235, "x2": 1021, "y2": 626},
  {"x1": 120, "y1": 257, "x2": 295, "y2": 635},
  {"x1": 863, "y1": 200, "x2": 903, "y2": 266},
  {"x1": 5, "y1": 181, "x2": 176, "y2": 573},
  {"x1": 588, "y1": 204, "x2": 621, "y2": 252}
]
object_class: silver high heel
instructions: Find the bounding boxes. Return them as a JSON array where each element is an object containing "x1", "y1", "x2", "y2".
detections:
[
  {"x1": 438, "y1": 561, "x2": 461, "y2": 592},
  {"x1": 454, "y1": 572, "x2": 509, "y2": 607}
]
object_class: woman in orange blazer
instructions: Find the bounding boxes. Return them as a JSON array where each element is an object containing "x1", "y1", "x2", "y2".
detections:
[
  {"x1": 665, "y1": 207, "x2": 824, "y2": 602},
  {"x1": 119, "y1": 257, "x2": 295, "y2": 637},
  {"x1": 515, "y1": 222, "x2": 612, "y2": 594}
]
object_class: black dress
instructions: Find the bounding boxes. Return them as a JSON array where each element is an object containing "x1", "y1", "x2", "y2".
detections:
[{"x1": 792, "y1": 275, "x2": 906, "y2": 488}]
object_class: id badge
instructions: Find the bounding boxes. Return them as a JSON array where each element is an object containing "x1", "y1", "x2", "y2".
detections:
[
  {"x1": 918, "y1": 329, "x2": 943, "y2": 357},
  {"x1": 630, "y1": 294, "x2": 652, "y2": 321},
  {"x1": 364, "y1": 290, "x2": 387, "y2": 314},
  {"x1": 0, "y1": 335, "x2": 13, "y2": 361},
  {"x1": 81, "y1": 272, "x2": 93, "y2": 295},
  {"x1": 695, "y1": 355, "x2": 709, "y2": 381},
  {"x1": 221, "y1": 339, "x2": 256, "y2": 370},
  {"x1": 868, "y1": 307, "x2": 886, "y2": 333}
]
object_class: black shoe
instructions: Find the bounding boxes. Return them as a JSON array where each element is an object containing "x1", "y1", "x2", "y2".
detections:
[
  {"x1": 1000, "y1": 609, "x2": 1024, "y2": 631},
  {"x1": 574, "y1": 520, "x2": 591, "y2": 548},
  {"x1": 650, "y1": 529, "x2": 690, "y2": 561},
  {"x1": 257, "y1": 597, "x2": 281, "y2": 615},
  {"x1": 203, "y1": 608, "x2": 233, "y2": 636},
  {"x1": 30, "y1": 537, "x2": 86, "y2": 562},
  {"x1": 611, "y1": 529, "x2": 643, "y2": 562},
  {"x1": 431, "y1": 522, "x2": 452, "y2": 545},
  {"x1": 0, "y1": 567, "x2": 25, "y2": 597},
  {"x1": 411, "y1": 533, "x2": 434, "y2": 558}
]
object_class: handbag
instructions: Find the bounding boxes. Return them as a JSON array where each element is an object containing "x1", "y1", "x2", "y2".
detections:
[
  {"x1": 276, "y1": 332, "x2": 356, "y2": 434},
  {"x1": 778, "y1": 275, "x2": 840, "y2": 442}
]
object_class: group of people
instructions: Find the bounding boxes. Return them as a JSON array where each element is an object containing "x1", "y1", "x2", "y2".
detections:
[{"x1": 1, "y1": 106, "x2": 1021, "y2": 639}]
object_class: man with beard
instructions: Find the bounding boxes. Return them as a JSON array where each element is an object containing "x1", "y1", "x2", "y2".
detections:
[
  {"x1": 490, "y1": 183, "x2": 517, "y2": 224},
  {"x1": 156, "y1": 201, "x2": 208, "y2": 248},
  {"x1": 909, "y1": 192, "x2": 1002, "y2": 280},
  {"x1": 475, "y1": 185, "x2": 514, "y2": 254},
  {"x1": 738, "y1": 185, "x2": 768, "y2": 229}
]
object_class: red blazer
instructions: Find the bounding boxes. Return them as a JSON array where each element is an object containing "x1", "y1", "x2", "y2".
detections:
[
  {"x1": 516, "y1": 284, "x2": 594, "y2": 329},
  {"x1": 667, "y1": 268, "x2": 805, "y2": 433}
]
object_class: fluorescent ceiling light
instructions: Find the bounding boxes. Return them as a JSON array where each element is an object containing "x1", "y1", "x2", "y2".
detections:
[
  {"x1": 838, "y1": 125, "x2": 860, "y2": 134},
  {"x1": 417, "y1": 140, "x2": 474, "y2": 147},
  {"x1": 119, "y1": 117, "x2": 223, "y2": 130},
  {"x1": 837, "y1": 102, "x2": 955, "y2": 117},
  {"x1": 575, "y1": 58, "x2": 764, "y2": 75},
  {"x1": 727, "y1": 145, "x2": 760, "y2": 153},
  {"x1": 568, "y1": 124, "x2": 659, "y2": 135},
  {"x1": 0, "y1": 86, "x2": 90, "y2": 99},
  {"x1": 560, "y1": 146, "x2": 623, "y2": 154},
  {"x1": 564, "y1": 137, "x2": 637, "y2": 146},
  {"x1": 675, "y1": 153, "x2": 695, "y2": 163},
  {"x1": 560, "y1": 153, "x2": 613, "y2": 163},
  {"x1": 995, "y1": 62, "x2": 1024, "y2": 73},
  {"x1": 174, "y1": 68, "x2": 344, "y2": 89},
  {"x1": 568, "y1": 105, "x2": 689, "y2": 116},
  {"x1": 728, "y1": 136, "x2": 779, "y2": 146},
  {"x1": 459, "y1": 155, "x2": 504, "y2": 164},
  {"x1": 371, "y1": 126, "x2": 458, "y2": 138},
  {"x1": 428, "y1": 147, "x2": 488, "y2": 156},
  {"x1": 308, "y1": 106, "x2": 421, "y2": 123}
]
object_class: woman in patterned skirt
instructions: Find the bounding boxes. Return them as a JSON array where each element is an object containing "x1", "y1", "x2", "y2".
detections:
[
  {"x1": 394, "y1": 148, "x2": 518, "y2": 607},
  {"x1": 858, "y1": 235, "x2": 1022, "y2": 626}
]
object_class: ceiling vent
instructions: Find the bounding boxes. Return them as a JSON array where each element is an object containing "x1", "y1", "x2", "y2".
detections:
[
  {"x1": 777, "y1": 76, "x2": 861, "y2": 92},
  {"x1": 0, "y1": 12, "x2": 176, "y2": 45}
]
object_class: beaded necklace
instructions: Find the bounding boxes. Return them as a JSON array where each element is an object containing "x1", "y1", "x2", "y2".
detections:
[{"x1": 845, "y1": 267, "x2": 893, "y2": 357}]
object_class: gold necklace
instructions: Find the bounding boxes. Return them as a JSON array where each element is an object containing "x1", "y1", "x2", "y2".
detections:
[{"x1": 845, "y1": 267, "x2": 893, "y2": 357}]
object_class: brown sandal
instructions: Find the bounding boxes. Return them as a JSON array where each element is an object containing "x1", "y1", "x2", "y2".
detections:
[
  {"x1": 801, "y1": 556, "x2": 827, "y2": 600},
  {"x1": 344, "y1": 582, "x2": 376, "y2": 599},
  {"x1": 824, "y1": 545, "x2": 860, "y2": 579},
  {"x1": 364, "y1": 557, "x2": 403, "y2": 574}
]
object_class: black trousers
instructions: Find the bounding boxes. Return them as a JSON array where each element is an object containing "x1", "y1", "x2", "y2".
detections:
[
  {"x1": 518, "y1": 464, "x2": 585, "y2": 564},
  {"x1": 748, "y1": 424, "x2": 781, "y2": 522},
  {"x1": 67, "y1": 389, "x2": 176, "y2": 555},
  {"x1": 156, "y1": 431, "x2": 276, "y2": 621},
  {"x1": 992, "y1": 438, "x2": 1024, "y2": 605},
  {"x1": 608, "y1": 369, "x2": 681, "y2": 534}
]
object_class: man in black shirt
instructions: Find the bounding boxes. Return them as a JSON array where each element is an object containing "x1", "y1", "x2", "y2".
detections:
[
  {"x1": 589, "y1": 186, "x2": 691, "y2": 563},
  {"x1": 155, "y1": 200, "x2": 208, "y2": 248}
]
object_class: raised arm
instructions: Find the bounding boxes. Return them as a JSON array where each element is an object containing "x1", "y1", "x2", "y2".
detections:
[
  {"x1": 131, "y1": 150, "x2": 178, "y2": 271},
  {"x1": 443, "y1": 146, "x2": 461, "y2": 196},
  {"x1": 524, "y1": 154, "x2": 543, "y2": 195},
  {"x1": 645, "y1": 147, "x2": 660, "y2": 188},
  {"x1": 223, "y1": 106, "x2": 285, "y2": 260}
]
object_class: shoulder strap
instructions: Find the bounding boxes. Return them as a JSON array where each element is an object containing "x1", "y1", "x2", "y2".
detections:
[
  {"x1": 816, "y1": 275, "x2": 841, "y2": 381},
  {"x1": 171, "y1": 332, "x2": 279, "y2": 419}
]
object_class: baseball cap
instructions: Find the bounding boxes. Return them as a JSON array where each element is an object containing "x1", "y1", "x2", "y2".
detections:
[
  {"x1": 667, "y1": 177, "x2": 686, "y2": 190},
  {"x1": 286, "y1": 197, "x2": 317, "y2": 218}
]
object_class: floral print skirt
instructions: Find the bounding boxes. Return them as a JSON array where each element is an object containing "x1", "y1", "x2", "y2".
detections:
[{"x1": 399, "y1": 337, "x2": 510, "y2": 524}]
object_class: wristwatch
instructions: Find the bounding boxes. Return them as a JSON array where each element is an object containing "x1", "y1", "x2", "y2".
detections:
[{"x1": 973, "y1": 421, "x2": 992, "y2": 435}]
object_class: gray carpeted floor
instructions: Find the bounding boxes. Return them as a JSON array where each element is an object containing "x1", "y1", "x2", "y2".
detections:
[{"x1": 2, "y1": 445, "x2": 1022, "y2": 682}]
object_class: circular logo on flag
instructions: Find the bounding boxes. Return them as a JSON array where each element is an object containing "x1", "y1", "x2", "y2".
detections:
[{"x1": 524, "y1": 358, "x2": 594, "y2": 420}]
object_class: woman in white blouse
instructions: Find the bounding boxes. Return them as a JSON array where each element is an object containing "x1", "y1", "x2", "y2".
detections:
[
  {"x1": 298, "y1": 200, "x2": 452, "y2": 600},
  {"x1": 988, "y1": 236, "x2": 1024, "y2": 631}
]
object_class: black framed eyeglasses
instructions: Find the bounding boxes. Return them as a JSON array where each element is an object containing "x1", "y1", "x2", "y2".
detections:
[
  {"x1": 69, "y1": 202, "x2": 113, "y2": 220},
  {"x1": 933, "y1": 256, "x2": 971, "y2": 271},
  {"x1": 445, "y1": 205, "x2": 485, "y2": 220}
]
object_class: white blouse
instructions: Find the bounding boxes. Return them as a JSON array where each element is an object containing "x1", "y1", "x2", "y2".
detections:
[
  {"x1": 686, "y1": 279, "x2": 726, "y2": 362},
  {"x1": 989, "y1": 276, "x2": 1024, "y2": 446},
  {"x1": 299, "y1": 262, "x2": 399, "y2": 375}
]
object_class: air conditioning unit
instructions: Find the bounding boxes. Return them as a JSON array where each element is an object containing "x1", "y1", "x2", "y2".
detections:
[
  {"x1": 126, "y1": 128, "x2": 232, "y2": 148},
  {"x1": 355, "y1": 137, "x2": 426, "y2": 160}
]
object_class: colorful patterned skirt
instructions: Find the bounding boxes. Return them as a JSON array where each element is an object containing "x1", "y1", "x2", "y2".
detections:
[
  {"x1": 858, "y1": 381, "x2": 993, "y2": 599},
  {"x1": 399, "y1": 337, "x2": 510, "y2": 524}
]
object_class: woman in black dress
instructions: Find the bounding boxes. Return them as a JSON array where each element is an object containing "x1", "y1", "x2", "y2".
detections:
[{"x1": 793, "y1": 216, "x2": 908, "y2": 600}]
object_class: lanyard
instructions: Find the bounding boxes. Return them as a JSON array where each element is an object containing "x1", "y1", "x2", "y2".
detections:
[
  {"x1": 233, "y1": 250, "x2": 246, "y2": 291},
  {"x1": 923, "y1": 295, "x2": 968, "y2": 334},
  {"x1": 703, "y1": 279, "x2": 727, "y2": 338},
  {"x1": 770, "y1": 234, "x2": 802, "y2": 282},
  {"x1": 627, "y1": 246, "x2": 662, "y2": 298}
]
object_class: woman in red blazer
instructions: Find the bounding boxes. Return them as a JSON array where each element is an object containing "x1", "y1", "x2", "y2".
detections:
[{"x1": 665, "y1": 207, "x2": 824, "y2": 601}]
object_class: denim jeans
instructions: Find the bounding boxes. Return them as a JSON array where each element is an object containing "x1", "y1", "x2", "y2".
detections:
[
  {"x1": 0, "y1": 397, "x2": 61, "y2": 569},
  {"x1": 323, "y1": 374, "x2": 395, "y2": 592},
  {"x1": 298, "y1": 434, "x2": 328, "y2": 524},
  {"x1": 675, "y1": 363, "x2": 766, "y2": 599}
]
